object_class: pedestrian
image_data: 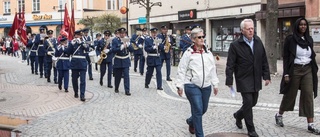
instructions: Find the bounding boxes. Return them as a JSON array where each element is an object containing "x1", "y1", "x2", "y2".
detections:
[
  {"x1": 275, "y1": 17, "x2": 320, "y2": 135},
  {"x1": 66, "y1": 30, "x2": 89, "y2": 101},
  {"x1": 144, "y1": 28, "x2": 163, "y2": 90},
  {"x1": 176, "y1": 27, "x2": 219, "y2": 137},
  {"x1": 112, "y1": 28, "x2": 134, "y2": 96},
  {"x1": 13, "y1": 38, "x2": 19, "y2": 58},
  {"x1": 55, "y1": 38, "x2": 70, "y2": 93},
  {"x1": 225, "y1": 18, "x2": 271, "y2": 137}
]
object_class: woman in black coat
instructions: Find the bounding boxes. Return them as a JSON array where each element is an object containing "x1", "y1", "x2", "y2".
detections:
[{"x1": 275, "y1": 18, "x2": 319, "y2": 135}]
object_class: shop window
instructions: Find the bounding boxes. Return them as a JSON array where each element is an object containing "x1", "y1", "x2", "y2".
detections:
[{"x1": 3, "y1": 2, "x2": 11, "y2": 15}]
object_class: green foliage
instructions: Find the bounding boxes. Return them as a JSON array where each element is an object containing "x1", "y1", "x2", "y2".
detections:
[{"x1": 78, "y1": 14, "x2": 121, "y2": 34}]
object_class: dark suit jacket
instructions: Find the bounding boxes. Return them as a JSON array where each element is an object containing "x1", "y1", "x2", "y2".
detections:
[
  {"x1": 225, "y1": 35, "x2": 271, "y2": 93},
  {"x1": 280, "y1": 34, "x2": 319, "y2": 98}
]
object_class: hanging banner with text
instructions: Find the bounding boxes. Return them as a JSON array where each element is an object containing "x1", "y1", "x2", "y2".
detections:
[{"x1": 178, "y1": 9, "x2": 197, "y2": 21}]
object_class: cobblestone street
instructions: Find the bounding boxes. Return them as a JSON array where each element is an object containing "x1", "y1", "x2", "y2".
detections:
[{"x1": 1, "y1": 54, "x2": 320, "y2": 137}]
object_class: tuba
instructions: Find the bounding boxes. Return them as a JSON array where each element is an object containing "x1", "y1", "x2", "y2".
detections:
[{"x1": 164, "y1": 35, "x2": 171, "y2": 53}]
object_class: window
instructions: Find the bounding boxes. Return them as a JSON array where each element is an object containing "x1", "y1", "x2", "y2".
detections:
[
  {"x1": 107, "y1": 0, "x2": 118, "y2": 10},
  {"x1": 33, "y1": 0, "x2": 40, "y2": 12},
  {"x1": 3, "y1": 2, "x2": 11, "y2": 14},
  {"x1": 18, "y1": 0, "x2": 25, "y2": 12},
  {"x1": 112, "y1": 0, "x2": 116, "y2": 10},
  {"x1": 107, "y1": 0, "x2": 111, "y2": 10},
  {"x1": 58, "y1": 0, "x2": 66, "y2": 10},
  {"x1": 118, "y1": 0, "x2": 123, "y2": 10}
]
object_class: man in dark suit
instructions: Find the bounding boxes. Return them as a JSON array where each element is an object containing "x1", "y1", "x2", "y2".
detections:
[
  {"x1": 98, "y1": 30, "x2": 114, "y2": 88},
  {"x1": 82, "y1": 28, "x2": 94, "y2": 80},
  {"x1": 225, "y1": 19, "x2": 271, "y2": 137},
  {"x1": 35, "y1": 27, "x2": 47, "y2": 78},
  {"x1": 157, "y1": 25, "x2": 173, "y2": 81},
  {"x1": 179, "y1": 26, "x2": 192, "y2": 54}
]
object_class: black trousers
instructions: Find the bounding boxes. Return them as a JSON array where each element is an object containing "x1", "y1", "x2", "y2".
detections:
[
  {"x1": 38, "y1": 56, "x2": 44, "y2": 76},
  {"x1": 235, "y1": 92, "x2": 259, "y2": 132}
]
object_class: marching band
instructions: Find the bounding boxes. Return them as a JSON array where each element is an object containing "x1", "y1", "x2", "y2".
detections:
[{"x1": 21, "y1": 25, "x2": 195, "y2": 102}]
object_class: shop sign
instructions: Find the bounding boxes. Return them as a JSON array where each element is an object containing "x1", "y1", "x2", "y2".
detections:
[
  {"x1": 312, "y1": 28, "x2": 320, "y2": 42},
  {"x1": 33, "y1": 14, "x2": 52, "y2": 20},
  {"x1": 0, "y1": 17, "x2": 7, "y2": 21},
  {"x1": 178, "y1": 9, "x2": 197, "y2": 21}
]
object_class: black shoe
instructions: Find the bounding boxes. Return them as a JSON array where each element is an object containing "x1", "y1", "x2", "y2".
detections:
[
  {"x1": 58, "y1": 85, "x2": 62, "y2": 90},
  {"x1": 157, "y1": 87, "x2": 163, "y2": 90},
  {"x1": 308, "y1": 125, "x2": 320, "y2": 135},
  {"x1": 140, "y1": 73, "x2": 143, "y2": 76},
  {"x1": 115, "y1": 89, "x2": 119, "y2": 93},
  {"x1": 275, "y1": 114, "x2": 284, "y2": 127},
  {"x1": 32, "y1": 72, "x2": 34, "y2": 74},
  {"x1": 100, "y1": 80, "x2": 103, "y2": 86},
  {"x1": 186, "y1": 119, "x2": 195, "y2": 134},
  {"x1": 89, "y1": 77, "x2": 93, "y2": 80},
  {"x1": 107, "y1": 85, "x2": 113, "y2": 88},
  {"x1": 40, "y1": 75, "x2": 43, "y2": 78},
  {"x1": 167, "y1": 78, "x2": 172, "y2": 81},
  {"x1": 65, "y1": 89, "x2": 69, "y2": 93},
  {"x1": 248, "y1": 131, "x2": 259, "y2": 137},
  {"x1": 74, "y1": 94, "x2": 79, "y2": 98},
  {"x1": 145, "y1": 84, "x2": 149, "y2": 88},
  {"x1": 45, "y1": 75, "x2": 48, "y2": 78},
  {"x1": 54, "y1": 81, "x2": 58, "y2": 84},
  {"x1": 47, "y1": 79, "x2": 51, "y2": 82},
  {"x1": 80, "y1": 97, "x2": 86, "y2": 102},
  {"x1": 125, "y1": 92, "x2": 131, "y2": 96},
  {"x1": 134, "y1": 69, "x2": 137, "y2": 72},
  {"x1": 233, "y1": 113, "x2": 243, "y2": 129},
  {"x1": 35, "y1": 72, "x2": 38, "y2": 75}
]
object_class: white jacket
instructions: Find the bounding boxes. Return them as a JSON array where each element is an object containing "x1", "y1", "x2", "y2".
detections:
[{"x1": 175, "y1": 47, "x2": 219, "y2": 90}]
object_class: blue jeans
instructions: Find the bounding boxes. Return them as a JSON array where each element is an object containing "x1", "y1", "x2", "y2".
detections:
[{"x1": 185, "y1": 84, "x2": 212, "y2": 137}]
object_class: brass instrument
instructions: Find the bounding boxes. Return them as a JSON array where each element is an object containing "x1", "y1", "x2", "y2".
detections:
[
  {"x1": 97, "y1": 39, "x2": 110, "y2": 65},
  {"x1": 132, "y1": 36, "x2": 140, "y2": 50},
  {"x1": 154, "y1": 37, "x2": 162, "y2": 54},
  {"x1": 164, "y1": 35, "x2": 171, "y2": 53},
  {"x1": 46, "y1": 38, "x2": 55, "y2": 56},
  {"x1": 121, "y1": 37, "x2": 130, "y2": 55}
]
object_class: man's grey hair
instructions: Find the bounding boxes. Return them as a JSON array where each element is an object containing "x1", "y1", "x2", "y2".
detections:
[
  {"x1": 191, "y1": 28, "x2": 204, "y2": 39},
  {"x1": 240, "y1": 19, "x2": 254, "y2": 30}
]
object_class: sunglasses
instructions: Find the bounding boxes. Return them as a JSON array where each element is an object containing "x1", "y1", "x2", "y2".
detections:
[{"x1": 196, "y1": 36, "x2": 205, "y2": 39}]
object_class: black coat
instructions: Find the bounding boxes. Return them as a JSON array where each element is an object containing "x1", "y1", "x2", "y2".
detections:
[
  {"x1": 280, "y1": 35, "x2": 319, "y2": 98},
  {"x1": 225, "y1": 35, "x2": 271, "y2": 93}
]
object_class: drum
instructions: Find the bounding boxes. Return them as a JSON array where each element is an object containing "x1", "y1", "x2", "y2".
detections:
[
  {"x1": 88, "y1": 50, "x2": 98, "y2": 63},
  {"x1": 52, "y1": 57, "x2": 57, "y2": 68}
]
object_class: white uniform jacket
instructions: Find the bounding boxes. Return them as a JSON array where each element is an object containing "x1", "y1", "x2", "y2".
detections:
[{"x1": 176, "y1": 47, "x2": 219, "y2": 90}]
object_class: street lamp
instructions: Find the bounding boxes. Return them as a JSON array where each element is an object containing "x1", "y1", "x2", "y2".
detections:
[{"x1": 130, "y1": 0, "x2": 162, "y2": 34}]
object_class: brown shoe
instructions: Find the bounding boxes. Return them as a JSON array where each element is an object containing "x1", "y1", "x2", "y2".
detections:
[{"x1": 186, "y1": 119, "x2": 195, "y2": 134}]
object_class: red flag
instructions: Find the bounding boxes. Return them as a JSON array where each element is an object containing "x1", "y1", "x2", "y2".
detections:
[
  {"x1": 68, "y1": 2, "x2": 75, "y2": 40},
  {"x1": 63, "y1": 3, "x2": 70, "y2": 32},
  {"x1": 18, "y1": 12, "x2": 27, "y2": 46},
  {"x1": 8, "y1": 13, "x2": 19, "y2": 38}
]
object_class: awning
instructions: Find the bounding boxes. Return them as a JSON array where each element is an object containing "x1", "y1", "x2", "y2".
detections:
[
  {"x1": 170, "y1": 18, "x2": 204, "y2": 23},
  {"x1": 0, "y1": 21, "x2": 62, "y2": 28},
  {"x1": 209, "y1": 13, "x2": 255, "y2": 20}
]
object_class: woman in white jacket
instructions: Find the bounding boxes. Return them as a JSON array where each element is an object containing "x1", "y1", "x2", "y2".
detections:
[{"x1": 176, "y1": 27, "x2": 219, "y2": 137}]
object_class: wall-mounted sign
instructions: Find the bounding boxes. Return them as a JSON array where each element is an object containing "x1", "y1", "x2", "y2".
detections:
[
  {"x1": 138, "y1": 17, "x2": 147, "y2": 24},
  {"x1": 33, "y1": 14, "x2": 52, "y2": 20},
  {"x1": 0, "y1": 17, "x2": 7, "y2": 21},
  {"x1": 312, "y1": 28, "x2": 320, "y2": 42},
  {"x1": 178, "y1": 9, "x2": 197, "y2": 21}
]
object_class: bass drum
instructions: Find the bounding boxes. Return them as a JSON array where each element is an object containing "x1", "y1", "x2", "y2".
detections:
[
  {"x1": 88, "y1": 50, "x2": 98, "y2": 63},
  {"x1": 52, "y1": 57, "x2": 58, "y2": 68}
]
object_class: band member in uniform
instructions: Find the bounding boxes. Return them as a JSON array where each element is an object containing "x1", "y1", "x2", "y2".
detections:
[
  {"x1": 131, "y1": 28, "x2": 145, "y2": 75},
  {"x1": 99, "y1": 30, "x2": 114, "y2": 88},
  {"x1": 180, "y1": 26, "x2": 193, "y2": 54},
  {"x1": 55, "y1": 38, "x2": 70, "y2": 92},
  {"x1": 28, "y1": 34, "x2": 38, "y2": 75},
  {"x1": 112, "y1": 28, "x2": 134, "y2": 96},
  {"x1": 82, "y1": 28, "x2": 94, "y2": 80},
  {"x1": 157, "y1": 25, "x2": 173, "y2": 81},
  {"x1": 44, "y1": 30, "x2": 58, "y2": 83},
  {"x1": 94, "y1": 33, "x2": 102, "y2": 71},
  {"x1": 35, "y1": 27, "x2": 47, "y2": 78},
  {"x1": 66, "y1": 30, "x2": 89, "y2": 101},
  {"x1": 144, "y1": 28, "x2": 163, "y2": 90}
]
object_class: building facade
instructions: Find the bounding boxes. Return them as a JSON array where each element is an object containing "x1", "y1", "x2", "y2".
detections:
[{"x1": 0, "y1": 0, "x2": 127, "y2": 38}]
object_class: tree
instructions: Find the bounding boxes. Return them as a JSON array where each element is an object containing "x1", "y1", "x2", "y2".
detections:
[
  {"x1": 265, "y1": 0, "x2": 278, "y2": 74},
  {"x1": 78, "y1": 16, "x2": 95, "y2": 38},
  {"x1": 93, "y1": 14, "x2": 122, "y2": 34}
]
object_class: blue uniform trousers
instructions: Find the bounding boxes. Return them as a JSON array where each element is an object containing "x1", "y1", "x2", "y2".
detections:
[
  {"x1": 71, "y1": 69, "x2": 86, "y2": 98},
  {"x1": 46, "y1": 62, "x2": 58, "y2": 82},
  {"x1": 38, "y1": 56, "x2": 45, "y2": 76},
  {"x1": 161, "y1": 58, "x2": 171, "y2": 80},
  {"x1": 58, "y1": 70, "x2": 69, "y2": 90},
  {"x1": 114, "y1": 67, "x2": 130, "y2": 93},
  {"x1": 145, "y1": 65, "x2": 162, "y2": 88},
  {"x1": 30, "y1": 56, "x2": 38, "y2": 73},
  {"x1": 100, "y1": 62, "x2": 113, "y2": 86},
  {"x1": 44, "y1": 57, "x2": 48, "y2": 77},
  {"x1": 185, "y1": 84, "x2": 212, "y2": 137},
  {"x1": 134, "y1": 54, "x2": 145, "y2": 74},
  {"x1": 86, "y1": 58, "x2": 93, "y2": 79}
]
